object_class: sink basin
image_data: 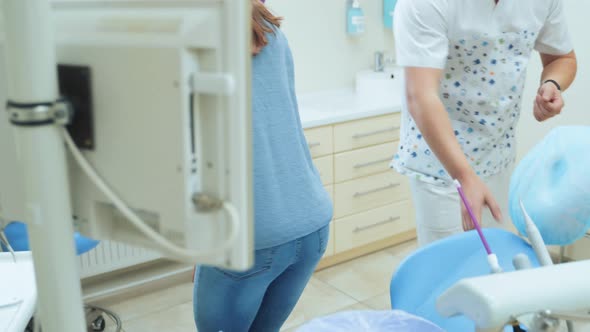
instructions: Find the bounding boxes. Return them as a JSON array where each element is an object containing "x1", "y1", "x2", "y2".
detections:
[{"x1": 355, "y1": 67, "x2": 403, "y2": 109}]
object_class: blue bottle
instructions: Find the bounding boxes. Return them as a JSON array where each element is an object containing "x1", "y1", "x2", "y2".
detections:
[
  {"x1": 383, "y1": 0, "x2": 397, "y2": 29},
  {"x1": 347, "y1": 0, "x2": 365, "y2": 36}
]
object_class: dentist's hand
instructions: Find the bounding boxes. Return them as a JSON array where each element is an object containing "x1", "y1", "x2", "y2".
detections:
[
  {"x1": 458, "y1": 172, "x2": 503, "y2": 231},
  {"x1": 534, "y1": 81, "x2": 564, "y2": 122}
]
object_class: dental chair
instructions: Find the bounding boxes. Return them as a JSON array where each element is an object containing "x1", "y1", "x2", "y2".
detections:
[
  {"x1": 390, "y1": 229, "x2": 538, "y2": 332},
  {"x1": 390, "y1": 126, "x2": 590, "y2": 332},
  {"x1": 0, "y1": 221, "x2": 117, "y2": 332}
]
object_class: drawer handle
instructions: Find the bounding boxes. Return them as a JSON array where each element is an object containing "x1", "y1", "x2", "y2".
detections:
[
  {"x1": 352, "y1": 126, "x2": 400, "y2": 140},
  {"x1": 308, "y1": 142, "x2": 321, "y2": 148},
  {"x1": 353, "y1": 183, "x2": 400, "y2": 198},
  {"x1": 353, "y1": 157, "x2": 392, "y2": 169},
  {"x1": 353, "y1": 216, "x2": 401, "y2": 233}
]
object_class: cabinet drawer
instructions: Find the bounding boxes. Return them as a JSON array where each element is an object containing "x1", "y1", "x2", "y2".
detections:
[
  {"x1": 334, "y1": 171, "x2": 409, "y2": 218},
  {"x1": 304, "y1": 126, "x2": 333, "y2": 158},
  {"x1": 333, "y1": 114, "x2": 400, "y2": 153},
  {"x1": 324, "y1": 185, "x2": 335, "y2": 257},
  {"x1": 324, "y1": 221, "x2": 335, "y2": 258},
  {"x1": 567, "y1": 233, "x2": 590, "y2": 261},
  {"x1": 325, "y1": 185, "x2": 334, "y2": 202},
  {"x1": 335, "y1": 141, "x2": 397, "y2": 183},
  {"x1": 335, "y1": 200, "x2": 414, "y2": 253},
  {"x1": 314, "y1": 156, "x2": 334, "y2": 185}
]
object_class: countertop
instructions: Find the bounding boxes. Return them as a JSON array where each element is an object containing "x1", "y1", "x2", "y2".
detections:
[
  {"x1": 298, "y1": 88, "x2": 402, "y2": 129},
  {"x1": 0, "y1": 252, "x2": 36, "y2": 332}
]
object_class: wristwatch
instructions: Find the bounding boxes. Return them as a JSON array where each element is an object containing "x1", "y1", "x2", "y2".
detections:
[{"x1": 543, "y1": 79, "x2": 561, "y2": 91}]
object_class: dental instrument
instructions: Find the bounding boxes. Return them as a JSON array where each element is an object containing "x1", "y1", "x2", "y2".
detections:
[
  {"x1": 518, "y1": 199, "x2": 577, "y2": 331},
  {"x1": 512, "y1": 253, "x2": 533, "y2": 271},
  {"x1": 0, "y1": 231, "x2": 16, "y2": 263},
  {"x1": 454, "y1": 179, "x2": 502, "y2": 274},
  {"x1": 519, "y1": 199, "x2": 554, "y2": 267}
]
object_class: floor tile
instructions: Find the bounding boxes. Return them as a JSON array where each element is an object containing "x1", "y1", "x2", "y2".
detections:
[
  {"x1": 386, "y1": 239, "x2": 418, "y2": 260},
  {"x1": 96, "y1": 243, "x2": 420, "y2": 332},
  {"x1": 363, "y1": 292, "x2": 391, "y2": 310},
  {"x1": 315, "y1": 250, "x2": 402, "y2": 302},
  {"x1": 121, "y1": 302, "x2": 196, "y2": 332},
  {"x1": 93, "y1": 282, "x2": 194, "y2": 322},
  {"x1": 281, "y1": 277, "x2": 358, "y2": 330}
]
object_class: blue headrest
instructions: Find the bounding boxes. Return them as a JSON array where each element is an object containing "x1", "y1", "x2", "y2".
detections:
[
  {"x1": 2, "y1": 221, "x2": 99, "y2": 255},
  {"x1": 509, "y1": 126, "x2": 590, "y2": 245}
]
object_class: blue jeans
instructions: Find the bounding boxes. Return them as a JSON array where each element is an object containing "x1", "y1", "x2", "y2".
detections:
[{"x1": 193, "y1": 224, "x2": 330, "y2": 332}]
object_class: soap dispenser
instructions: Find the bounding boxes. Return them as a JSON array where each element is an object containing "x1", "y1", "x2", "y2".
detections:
[
  {"x1": 383, "y1": 0, "x2": 397, "y2": 29},
  {"x1": 347, "y1": 0, "x2": 365, "y2": 36}
]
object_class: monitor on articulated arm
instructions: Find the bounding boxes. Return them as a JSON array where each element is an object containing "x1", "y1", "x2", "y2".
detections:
[{"x1": 0, "y1": 0, "x2": 253, "y2": 270}]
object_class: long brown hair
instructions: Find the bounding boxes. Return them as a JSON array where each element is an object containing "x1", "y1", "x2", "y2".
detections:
[{"x1": 251, "y1": 0, "x2": 282, "y2": 54}]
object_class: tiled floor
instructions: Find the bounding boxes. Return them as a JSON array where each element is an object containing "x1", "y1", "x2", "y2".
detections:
[
  {"x1": 99, "y1": 240, "x2": 417, "y2": 332},
  {"x1": 98, "y1": 239, "x2": 590, "y2": 332}
]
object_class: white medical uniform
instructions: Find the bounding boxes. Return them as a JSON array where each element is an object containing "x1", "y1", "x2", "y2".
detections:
[{"x1": 391, "y1": 0, "x2": 573, "y2": 246}]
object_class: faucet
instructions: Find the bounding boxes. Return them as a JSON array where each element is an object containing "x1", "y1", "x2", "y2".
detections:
[{"x1": 374, "y1": 51, "x2": 384, "y2": 72}]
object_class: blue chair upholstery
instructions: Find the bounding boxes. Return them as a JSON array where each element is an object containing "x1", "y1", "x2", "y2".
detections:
[
  {"x1": 2, "y1": 221, "x2": 99, "y2": 255},
  {"x1": 390, "y1": 229, "x2": 539, "y2": 332},
  {"x1": 2, "y1": 221, "x2": 107, "y2": 330}
]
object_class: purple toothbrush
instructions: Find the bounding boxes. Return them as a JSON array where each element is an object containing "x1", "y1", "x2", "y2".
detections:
[{"x1": 454, "y1": 179, "x2": 502, "y2": 273}]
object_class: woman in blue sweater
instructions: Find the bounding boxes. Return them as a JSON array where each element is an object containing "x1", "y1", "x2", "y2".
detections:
[{"x1": 193, "y1": 2, "x2": 333, "y2": 331}]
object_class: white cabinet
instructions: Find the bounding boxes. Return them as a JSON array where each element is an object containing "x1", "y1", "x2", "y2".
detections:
[
  {"x1": 335, "y1": 200, "x2": 414, "y2": 253},
  {"x1": 333, "y1": 114, "x2": 401, "y2": 152},
  {"x1": 305, "y1": 126, "x2": 333, "y2": 158},
  {"x1": 305, "y1": 113, "x2": 416, "y2": 266},
  {"x1": 334, "y1": 171, "x2": 409, "y2": 219},
  {"x1": 314, "y1": 155, "x2": 334, "y2": 186},
  {"x1": 334, "y1": 141, "x2": 397, "y2": 183},
  {"x1": 324, "y1": 185, "x2": 335, "y2": 258}
]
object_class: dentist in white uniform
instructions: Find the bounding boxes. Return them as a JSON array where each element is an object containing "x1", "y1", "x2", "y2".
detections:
[{"x1": 391, "y1": 0, "x2": 577, "y2": 246}]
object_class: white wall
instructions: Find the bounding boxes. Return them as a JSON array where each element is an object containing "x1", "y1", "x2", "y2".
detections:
[
  {"x1": 516, "y1": 0, "x2": 590, "y2": 160},
  {"x1": 267, "y1": 0, "x2": 395, "y2": 93},
  {"x1": 269, "y1": 0, "x2": 587, "y2": 154}
]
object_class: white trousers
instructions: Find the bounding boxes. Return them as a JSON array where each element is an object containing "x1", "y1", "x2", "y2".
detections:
[{"x1": 409, "y1": 168, "x2": 517, "y2": 247}]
